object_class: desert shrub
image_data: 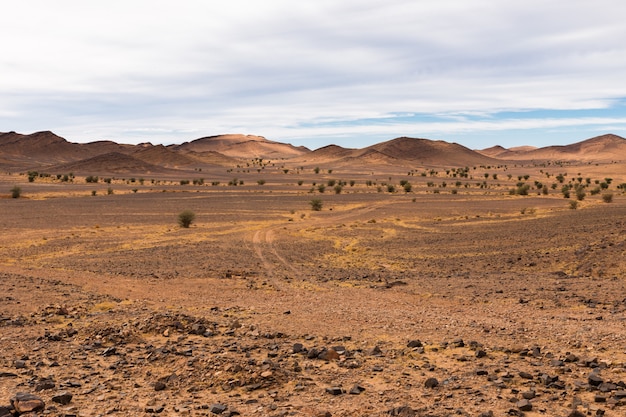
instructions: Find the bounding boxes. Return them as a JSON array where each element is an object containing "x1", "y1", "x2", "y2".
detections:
[
  {"x1": 107, "y1": 187, "x2": 114, "y2": 195},
  {"x1": 132, "y1": 188, "x2": 138, "y2": 193},
  {"x1": 28, "y1": 171, "x2": 38, "y2": 182},
  {"x1": 569, "y1": 201, "x2": 578, "y2": 210},
  {"x1": 91, "y1": 190, "x2": 97, "y2": 196},
  {"x1": 403, "y1": 182, "x2": 412, "y2": 193},
  {"x1": 561, "y1": 185, "x2": 570, "y2": 198},
  {"x1": 85, "y1": 175, "x2": 99, "y2": 183},
  {"x1": 327, "y1": 179, "x2": 336, "y2": 187},
  {"x1": 600, "y1": 182, "x2": 609, "y2": 189},
  {"x1": 602, "y1": 193, "x2": 613, "y2": 203},
  {"x1": 313, "y1": 167, "x2": 320, "y2": 174},
  {"x1": 297, "y1": 180, "x2": 304, "y2": 186},
  {"x1": 103, "y1": 178, "x2": 112, "y2": 184},
  {"x1": 309, "y1": 199, "x2": 323, "y2": 211},
  {"x1": 515, "y1": 183, "x2": 530, "y2": 195},
  {"x1": 334, "y1": 185, "x2": 342, "y2": 194},
  {"x1": 317, "y1": 184, "x2": 326, "y2": 193},
  {"x1": 451, "y1": 189, "x2": 457, "y2": 194},
  {"x1": 180, "y1": 179, "x2": 190, "y2": 185},
  {"x1": 257, "y1": 179, "x2": 266, "y2": 185},
  {"x1": 400, "y1": 179, "x2": 409, "y2": 186},
  {"x1": 178, "y1": 210, "x2": 196, "y2": 228},
  {"x1": 211, "y1": 181, "x2": 220, "y2": 186},
  {"x1": 590, "y1": 187, "x2": 601, "y2": 195},
  {"x1": 575, "y1": 188, "x2": 586, "y2": 201},
  {"x1": 387, "y1": 184, "x2": 396, "y2": 193},
  {"x1": 349, "y1": 180, "x2": 356, "y2": 187},
  {"x1": 542, "y1": 185, "x2": 548, "y2": 195},
  {"x1": 10, "y1": 186, "x2": 21, "y2": 198}
]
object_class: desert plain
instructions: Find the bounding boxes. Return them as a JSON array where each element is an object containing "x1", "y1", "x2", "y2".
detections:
[{"x1": 1, "y1": 132, "x2": 626, "y2": 417}]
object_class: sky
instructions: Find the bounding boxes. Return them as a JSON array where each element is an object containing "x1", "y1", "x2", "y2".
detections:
[{"x1": 2, "y1": 0, "x2": 626, "y2": 150}]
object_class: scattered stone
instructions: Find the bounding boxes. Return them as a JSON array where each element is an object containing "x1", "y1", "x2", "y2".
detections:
[
  {"x1": 35, "y1": 379, "x2": 55, "y2": 391},
  {"x1": 292, "y1": 343, "x2": 304, "y2": 353},
  {"x1": 349, "y1": 384, "x2": 365, "y2": 395},
  {"x1": 325, "y1": 387, "x2": 343, "y2": 395},
  {"x1": 476, "y1": 349, "x2": 487, "y2": 358},
  {"x1": 154, "y1": 381, "x2": 166, "y2": 391},
  {"x1": 407, "y1": 340, "x2": 422, "y2": 348},
  {"x1": 518, "y1": 371, "x2": 533, "y2": 380},
  {"x1": 209, "y1": 403, "x2": 228, "y2": 414},
  {"x1": 368, "y1": 346, "x2": 383, "y2": 356},
  {"x1": 52, "y1": 391, "x2": 73, "y2": 405},
  {"x1": 589, "y1": 373, "x2": 604, "y2": 387},
  {"x1": 14, "y1": 360, "x2": 26, "y2": 369},
  {"x1": 521, "y1": 390, "x2": 535, "y2": 400},
  {"x1": 11, "y1": 392, "x2": 45, "y2": 414},
  {"x1": 424, "y1": 377, "x2": 439, "y2": 388},
  {"x1": 387, "y1": 405, "x2": 416, "y2": 416},
  {"x1": 0, "y1": 406, "x2": 14, "y2": 417},
  {"x1": 516, "y1": 399, "x2": 532, "y2": 411}
]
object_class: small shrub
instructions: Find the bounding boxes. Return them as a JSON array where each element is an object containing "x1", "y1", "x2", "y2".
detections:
[
  {"x1": 334, "y1": 185, "x2": 342, "y2": 194},
  {"x1": 569, "y1": 201, "x2": 578, "y2": 210},
  {"x1": 387, "y1": 184, "x2": 395, "y2": 193},
  {"x1": 178, "y1": 210, "x2": 196, "y2": 228},
  {"x1": 317, "y1": 184, "x2": 326, "y2": 193},
  {"x1": 349, "y1": 180, "x2": 356, "y2": 187},
  {"x1": 107, "y1": 187, "x2": 114, "y2": 195},
  {"x1": 403, "y1": 182, "x2": 412, "y2": 193},
  {"x1": 132, "y1": 188, "x2": 138, "y2": 193},
  {"x1": 11, "y1": 186, "x2": 21, "y2": 198},
  {"x1": 327, "y1": 179, "x2": 336, "y2": 187},
  {"x1": 576, "y1": 188, "x2": 586, "y2": 201},
  {"x1": 91, "y1": 190, "x2": 97, "y2": 196},
  {"x1": 257, "y1": 179, "x2": 266, "y2": 185},
  {"x1": 310, "y1": 199, "x2": 323, "y2": 211},
  {"x1": 297, "y1": 180, "x2": 304, "y2": 186},
  {"x1": 602, "y1": 193, "x2": 613, "y2": 203}
]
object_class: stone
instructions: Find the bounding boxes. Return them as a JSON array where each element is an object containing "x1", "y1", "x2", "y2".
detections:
[
  {"x1": 209, "y1": 403, "x2": 228, "y2": 414},
  {"x1": 319, "y1": 348, "x2": 340, "y2": 361},
  {"x1": 11, "y1": 392, "x2": 45, "y2": 414},
  {"x1": 154, "y1": 381, "x2": 166, "y2": 391},
  {"x1": 476, "y1": 349, "x2": 487, "y2": 358},
  {"x1": 521, "y1": 390, "x2": 535, "y2": 400},
  {"x1": 368, "y1": 346, "x2": 383, "y2": 356},
  {"x1": 325, "y1": 387, "x2": 343, "y2": 395},
  {"x1": 424, "y1": 377, "x2": 439, "y2": 388},
  {"x1": 516, "y1": 399, "x2": 532, "y2": 411},
  {"x1": 518, "y1": 371, "x2": 533, "y2": 379},
  {"x1": 14, "y1": 360, "x2": 26, "y2": 369},
  {"x1": 407, "y1": 340, "x2": 422, "y2": 348},
  {"x1": 52, "y1": 391, "x2": 73, "y2": 405},
  {"x1": 0, "y1": 406, "x2": 14, "y2": 417},
  {"x1": 34, "y1": 379, "x2": 55, "y2": 391},
  {"x1": 387, "y1": 405, "x2": 416, "y2": 416},
  {"x1": 292, "y1": 343, "x2": 304, "y2": 353},
  {"x1": 349, "y1": 384, "x2": 365, "y2": 395},
  {"x1": 589, "y1": 373, "x2": 604, "y2": 386}
]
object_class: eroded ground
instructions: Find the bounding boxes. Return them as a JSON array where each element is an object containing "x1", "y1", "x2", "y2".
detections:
[{"x1": 1, "y1": 165, "x2": 626, "y2": 417}]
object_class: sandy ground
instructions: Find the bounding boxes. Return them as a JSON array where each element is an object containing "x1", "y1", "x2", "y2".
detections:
[{"x1": 1, "y1": 163, "x2": 625, "y2": 416}]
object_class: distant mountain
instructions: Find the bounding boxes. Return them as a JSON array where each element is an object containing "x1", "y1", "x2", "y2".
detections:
[
  {"x1": 172, "y1": 134, "x2": 310, "y2": 159},
  {"x1": 297, "y1": 137, "x2": 499, "y2": 167},
  {"x1": 477, "y1": 134, "x2": 626, "y2": 162}
]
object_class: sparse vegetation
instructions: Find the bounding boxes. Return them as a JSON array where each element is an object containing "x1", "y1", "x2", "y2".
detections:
[
  {"x1": 309, "y1": 199, "x2": 323, "y2": 211},
  {"x1": 257, "y1": 179, "x2": 266, "y2": 185},
  {"x1": 569, "y1": 200, "x2": 578, "y2": 209},
  {"x1": 602, "y1": 193, "x2": 613, "y2": 203},
  {"x1": 178, "y1": 210, "x2": 196, "y2": 228},
  {"x1": 11, "y1": 186, "x2": 21, "y2": 198}
]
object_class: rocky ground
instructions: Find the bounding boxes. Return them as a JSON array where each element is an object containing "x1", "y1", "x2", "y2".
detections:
[{"x1": 1, "y1": 168, "x2": 626, "y2": 417}]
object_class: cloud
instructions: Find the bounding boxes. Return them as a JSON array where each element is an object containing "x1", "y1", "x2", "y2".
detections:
[{"x1": 2, "y1": 1, "x2": 626, "y2": 148}]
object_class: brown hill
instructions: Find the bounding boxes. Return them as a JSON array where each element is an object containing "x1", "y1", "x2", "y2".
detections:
[
  {"x1": 130, "y1": 145, "x2": 199, "y2": 168},
  {"x1": 48, "y1": 152, "x2": 169, "y2": 175},
  {"x1": 173, "y1": 134, "x2": 310, "y2": 159},
  {"x1": 0, "y1": 131, "x2": 90, "y2": 165},
  {"x1": 363, "y1": 137, "x2": 499, "y2": 166},
  {"x1": 478, "y1": 134, "x2": 626, "y2": 162}
]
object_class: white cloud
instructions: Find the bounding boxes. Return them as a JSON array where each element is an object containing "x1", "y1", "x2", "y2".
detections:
[{"x1": 2, "y1": 0, "x2": 626, "y2": 148}]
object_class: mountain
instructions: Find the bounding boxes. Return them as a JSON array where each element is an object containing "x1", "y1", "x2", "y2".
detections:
[
  {"x1": 172, "y1": 134, "x2": 310, "y2": 159},
  {"x1": 477, "y1": 134, "x2": 626, "y2": 162},
  {"x1": 48, "y1": 152, "x2": 168, "y2": 175}
]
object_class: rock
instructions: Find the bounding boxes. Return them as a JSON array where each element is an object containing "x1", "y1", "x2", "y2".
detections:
[
  {"x1": 209, "y1": 403, "x2": 228, "y2": 414},
  {"x1": 52, "y1": 391, "x2": 73, "y2": 405},
  {"x1": 476, "y1": 349, "x2": 487, "y2": 358},
  {"x1": 349, "y1": 384, "x2": 365, "y2": 395},
  {"x1": 518, "y1": 371, "x2": 533, "y2": 379},
  {"x1": 368, "y1": 346, "x2": 383, "y2": 356},
  {"x1": 387, "y1": 405, "x2": 416, "y2": 416},
  {"x1": 325, "y1": 387, "x2": 343, "y2": 395},
  {"x1": 319, "y1": 348, "x2": 340, "y2": 361},
  {"x1": 292, "y1": 343, "x2": 304, "y2": 353},
  {"x1": 476, "y1": 369, "x2": 488, "y2": 376},
  {"x1": 589, "y1": 373, "x2": 604, "y2": 386},
  {"x1": 154, "y1": 381, "x2": 166, "y2": 391},
  {"x1": 521, "y1": 390, "x2": 535, "y2": 400},
  {"x1": 14, "y1": 360, "x2": 26, "y2": 369},
  {"x1": 568, "y1": 411, "x2": 585, "y2": 417},
  {"x1": 424, "y1": 377, "x2": 439, "y2": 388},
  {"x1": 34, "y1": 379, "x2": 55, "y2": 391},
  {"x1": 516, "y1": 399, "x2": 532, "y2": 411},
  {"x1": 407, "y1": 340, "x2": 422, "y2": 348},
  {"x1": 0, "y1": 406, "x2": 14, "y2": 417},
  {"x1": 11, "y1": 392, "x2": 45, "y2": 414}
]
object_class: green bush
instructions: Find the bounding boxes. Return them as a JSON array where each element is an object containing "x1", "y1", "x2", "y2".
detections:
[
  {"x1": 602, "y1": 193, "x2": 613, "y2": 203},
  {"x1": 310, "y1": 199, "x2": 323, "y2": 211},
  {"x1": 334, "y1": 185, "x2": 342, "y2": 194},
  {"x1": 11, "y1": 186, "x2": 21, "y2": 198},
  {"x1": 178, "y1": 210, "x2": 196, "y2": 228}
]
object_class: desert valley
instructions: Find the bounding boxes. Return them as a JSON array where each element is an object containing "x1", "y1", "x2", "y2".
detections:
[{"x1": 1, "y1": 130, "x2": 625, "y2": 417}]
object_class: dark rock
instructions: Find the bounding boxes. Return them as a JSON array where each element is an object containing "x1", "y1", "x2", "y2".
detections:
[
  {"x1": 52, "y1": 391, "x2": 73, "y2": 405},
  {"x1": 292, "y1": 343, "x2": 304, "y2": 353},
  {"x1": 307, "y1": 347, "x2": 320, "y2": 359},
  {"x1": 387, "y1": 405, "x2": 416, "y2": 416},
  {"x1": 594, "y1": 395, "x2": 607, "y2": 402},
  {"x1": 367, "y1": 346, "x2": 383, "y2": 356},
  {"x1": 325, "y1": 387, "x2": 343, "y2": 395},
  {"x1": 349, "y1": 384, "x2": 365, "y2": 395},
  {"x1": 476, "y1": 369, "x2": 488, "y2": 376},
  {"x1": 516, "y1": 399, "x2": 532, "y2": 411},
  {"x1": 476, "y1": 349, "x2": 487, "y2": 358},
  {"x1": 0, "y1": 372, "x2": 17, "y2": 378},
  {"x1": 154, "y1": 381, "x2": 166, "y2": 391},
  {"x1": 568, "y1": 411, "x2": 585, "y2": 417},
  {"x1": 11, "y1": 392, "x2": 45, "y2": 414},
  {"x1": 0, "y1": 406, "x2": 14, "y2": 417},
  {"x1": 209, "y1": 403, "x2": 228, "y2": 414},
  {"x1": 518, "y1": 371, "x2": 533, "y2": 379},
  {"x1": 407, "y1": 340, "x2": 422, "y2": 348},
  {"x1": 589, "y1": 373, "x2": 604, "y2": 386},
  {"x1": 319, "y1": 348, "x2": 340, "y2": 361},
  {"x1": 34, "y1": 379, "x2": 55, "y2": 391},
  {"x1": 478, "y1": 412, "x2": 493, "y2": 417},
  {"x1": 14, "y1": 360, "x2": 26, "y2": 369},
  {"x1": 521, "y1": 390, "x2": 535, "y2": 400},
  {"x1": 614, "y1": 390, "x2": 626, "y2": 399},
  {"x1": 452, "y1": 338, "x2": 464, "y2": 347},
  {"x1": 424, "y1": 377, "x2": 439, "y2": 388}
]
